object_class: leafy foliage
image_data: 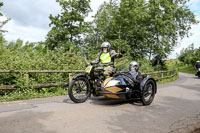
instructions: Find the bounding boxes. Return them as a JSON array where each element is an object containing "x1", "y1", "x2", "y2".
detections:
[
  {"x1": 165, "y1": 59, "x2": 196, "y2": 74},
  {"x1": 45, "y1": 0, "x2": 91, "y2": 51},
  {"x1": 0, "y1": 2, "x2": 10, "y2": 33},
  {"x1": 85, "y1": 0, "x2": 198, "y2": 62},
  {"x1": 178, "y1": 44, "x2": 200, "y2": 65},
  {"x1": 0, "y1": 39, "x2": 86, "y2": 88}
]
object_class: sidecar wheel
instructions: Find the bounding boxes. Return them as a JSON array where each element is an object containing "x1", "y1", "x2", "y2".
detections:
[
  {"x1": 141, "y1": 79, "x2": 156, "y2": 106},
  {"x1": 68, "y1": 77, "x2": 91, "y2": 103}
]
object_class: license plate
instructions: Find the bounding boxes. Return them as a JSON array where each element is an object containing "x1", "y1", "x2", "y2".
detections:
[{"x1": 85, "y1": 66, "x2": 92, "y2": 73}]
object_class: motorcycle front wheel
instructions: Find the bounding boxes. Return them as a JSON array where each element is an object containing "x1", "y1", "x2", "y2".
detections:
[{"x1": 68, "y1": 77, "x2": 91, "y2": 103}]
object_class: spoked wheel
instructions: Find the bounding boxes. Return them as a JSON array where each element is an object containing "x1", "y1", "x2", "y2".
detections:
[
  {"x1": 141, "y1": 79, "x2": 156, "y2": 105},
  {"x1": 68, "y1": 77, "x2": 91, "y2": 103}
]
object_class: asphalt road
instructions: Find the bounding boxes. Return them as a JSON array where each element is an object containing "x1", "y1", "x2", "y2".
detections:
[{"x1": 0, "y1": 73, "x2": 200, "y2": 133}]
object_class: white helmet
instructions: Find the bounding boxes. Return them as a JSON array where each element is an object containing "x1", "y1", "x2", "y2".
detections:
[
  {"x1": 196, "y1": 61, "x2": 200, "y2": 63},
  {"x1": 101, "y1": 42, "x2": 111, "y2": 49},
  {"x1": 129, "y1": 61, "x2": 139, "y2": 71}
]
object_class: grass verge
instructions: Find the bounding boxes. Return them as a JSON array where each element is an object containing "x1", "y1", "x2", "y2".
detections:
[
  {"x1": 157, "y1": 72, "x2": 179, "y2": 84},
  {"x1": 178, "y1": 65, "x2": 196, "y2": 74},
  {"x1": 0, "y1": 87, "x2": 68, "y2": 102},
  {"x1": 165, "y1": 59, "x2": 196, "y2": 74}
]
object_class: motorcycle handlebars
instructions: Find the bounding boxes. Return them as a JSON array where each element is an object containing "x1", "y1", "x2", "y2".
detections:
[{"x1": 87, "y1": 62, "x2": 114, "y2": 67}]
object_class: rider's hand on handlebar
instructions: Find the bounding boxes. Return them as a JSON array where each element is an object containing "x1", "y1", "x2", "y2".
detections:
[
  {"x1": 90, "y1": 61, "x2": 98, "y2": 65},
  {"x1": 121, "y1": 49, "x2": 126, "y2": 54},
  {"x1": 85, "y1": 63, "x2": 90, "y2": 67}
]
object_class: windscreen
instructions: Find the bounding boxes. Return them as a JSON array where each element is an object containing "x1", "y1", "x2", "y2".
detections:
[{"x1": 107, "y1": 77, "x2": 127, "y2": 86}]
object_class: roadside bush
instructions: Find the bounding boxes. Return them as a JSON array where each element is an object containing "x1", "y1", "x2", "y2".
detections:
[{"x1": 0, "y1": 41, "x2": 86, "y2": 91}]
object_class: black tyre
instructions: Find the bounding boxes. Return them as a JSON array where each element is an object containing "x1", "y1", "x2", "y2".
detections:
[
  {"x1": 141, "y1": 79, "x2": 156, "y2": 106},
  {"x1": 68, "y1": 77, "x2": 91, "y2": 103}
]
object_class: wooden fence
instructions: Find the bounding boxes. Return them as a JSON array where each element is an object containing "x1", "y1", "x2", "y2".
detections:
[
  {"x1": 143, "y1": 70, "x2": 177, "y2": 80},
  {"x1": 0, "y1": 70, "x2": 176, "y2": 90}
]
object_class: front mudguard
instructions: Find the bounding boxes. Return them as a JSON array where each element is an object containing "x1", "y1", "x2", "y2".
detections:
[
  {"x1": 72, "y1": 73, "x2": 88, "y2": 80},
  {"x1": 71, "y1": 73, "x2": 94, "y2": 95},
  {"x1": 140, "y1": 75, "x2": 157, "y2": 94},
  {"x1": 71, "y1": 73, "x2": 90, "y2": 88}
]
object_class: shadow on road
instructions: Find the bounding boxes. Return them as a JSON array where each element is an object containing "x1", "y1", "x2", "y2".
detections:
[
  {"x1": 191, "y1": 77, "x2": 200, "y2": 79},
  {"x1": 62, "y1": 98, "x2": 77, "y2": 104},
  {"x1": 63, "y1": 96, "x2": 144, "y2": 106},
  {"x1": 175, "y1": 84, "x2": 200, "y2": 94},
  {"x1": 89, "y1": 96, "x2": 144, "y2": 107}
]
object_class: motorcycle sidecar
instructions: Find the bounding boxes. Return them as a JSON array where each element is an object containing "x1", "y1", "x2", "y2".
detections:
[{"x1": 100, "y1": 74, "x2": 157, "y2": 106}]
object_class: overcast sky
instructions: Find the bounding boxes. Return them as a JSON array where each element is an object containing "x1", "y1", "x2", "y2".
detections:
[{"x1": 0, "y1": 0, "x2": 200, "y2": 59}]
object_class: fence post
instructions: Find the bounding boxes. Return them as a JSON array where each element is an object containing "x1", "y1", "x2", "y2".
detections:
[
  {"x1": 161, "y1": 72, "x2": 164, "y2": 79},
  {"x1": 69, "y1": 73, "x2": 72, "y2": 83},
  {"x1": 24, "y1": 73, "x2": 29, "y2": 86}
]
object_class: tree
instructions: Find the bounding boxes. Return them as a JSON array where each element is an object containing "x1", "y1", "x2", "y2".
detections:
[
  {"x1": 45, "y1": 0, "x2": 91, "y2": 51},
  {"x1": 178, "y1": 44, "x2": 200, "y2": 65},
  {"x1": 0, "y1": 2, "x2": 10, "y2": 47},
  {"x1": 147, "y1": 0, "x2": 198, "y2": 62},
  {"x1": 85, "y1": 0, "x2": 198, "y2": 61},
  {"x1": 84, "y1": 1, "x2": 122, "y2": 57},
  {"x1": 84, "y1": 0, "x2": 132, "y2": 59}
]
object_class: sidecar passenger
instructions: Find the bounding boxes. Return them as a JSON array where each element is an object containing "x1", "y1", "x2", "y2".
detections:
[{"x1": 128, "y1": 61, "x2": 143, "y2": 84}]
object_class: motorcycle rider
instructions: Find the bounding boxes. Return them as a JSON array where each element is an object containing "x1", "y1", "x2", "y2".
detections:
[
  {"x1": 195, "y1": 61, "x2": 200, "y2": 70},
  {"x1": 129, "y1": 61, "x2": 143, "y2": 83},
  {"x1": 91, "y1": 42, "x2": 126, "y2": 78},
  {"x1": 195, "y1": 61, "x2": 200, "y2": 77}
]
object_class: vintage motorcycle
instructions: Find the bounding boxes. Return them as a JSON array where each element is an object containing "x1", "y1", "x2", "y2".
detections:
[
  {"x1": 195, "y1": 61, "x2": 200, "y2": 78},
  {"x1": 195, "y1": 68, "x2": 200, "y2": 78},
  {"x1": 68, "y1": 63, "x2": 157, "y2": 105}
]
